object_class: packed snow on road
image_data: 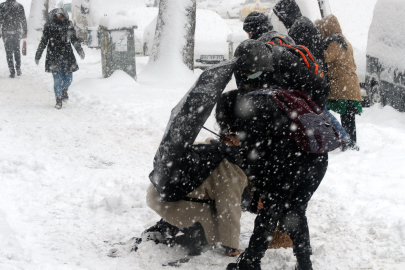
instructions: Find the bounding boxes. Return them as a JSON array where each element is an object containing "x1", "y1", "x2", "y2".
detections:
[{"x1": 0, "y1": 0, "x2": 405, "y2": 269}]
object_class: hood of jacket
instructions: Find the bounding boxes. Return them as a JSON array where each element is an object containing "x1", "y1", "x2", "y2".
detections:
[
  {"x1": 273, "y1": 0, "x2": 302, "y2": 29},
  {"x1": 243, "y1": 11, "x2": 274, "y2": 40},
  {"x1": 47, "y1": 8, "x2": 70, "y2": 25},
  {"x1": 316, "y1": 14, "x2": 342, "y2": 39}
]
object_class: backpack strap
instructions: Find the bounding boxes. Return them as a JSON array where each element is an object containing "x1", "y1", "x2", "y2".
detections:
[{"x1": 270, "y1": 35, "x2": 290, "y2": 45}]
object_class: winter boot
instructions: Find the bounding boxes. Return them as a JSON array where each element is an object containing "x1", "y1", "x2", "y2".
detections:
[
  {"x1": 295, "y1": 253, "x2": 313, "y2": 270},
  {"x1": 55, "y1": 98, "x2": 63, "y2": 109},
  {"x1": 141, "y1": 219, "x2": 180, "y2": 245},
  {"x1": 9, "y1": 72, "x2": 15, "y2": 78},
  {"x1": 226, "y1": 252, "x2": 262, "y2": 270},
  {"x1": 17, "y1": 69, "x2": 22, "y2": 76},
  {"x1": 172, "y1": 222, "x2": 210, "y2": 256},
  {"x1": 341, "y1": 140, "x2": 359, "y2": 152},
  {"x1": 62, "y1": 89, "x2": 69, "y2": 101}
]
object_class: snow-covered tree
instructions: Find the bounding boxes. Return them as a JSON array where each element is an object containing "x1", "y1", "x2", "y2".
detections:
[
  {"x1": 28, "y1": 0, "x2": 49, "y2": 41},
  {"x1": 148, "y1": 0, "x2": 197, "y2": 72}
]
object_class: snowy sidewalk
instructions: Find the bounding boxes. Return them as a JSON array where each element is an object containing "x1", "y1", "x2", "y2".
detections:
[{"x1": 0, "y1": 42, "x2": 405, "y2": 269}]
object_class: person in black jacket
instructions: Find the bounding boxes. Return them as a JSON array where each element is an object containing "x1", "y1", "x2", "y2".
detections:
[
  {"x1": 0, "y1": 0, "x2": 27, "y2": 78},
  {"x1": 35, "y1": 8, "x2": 85, "y2": 109},
  {"x1": 225, "y1": 39, "x2": 330, "y2": 270},
  {"x1": 273, "y1": 0, "x2": 324, "y2": 65}
]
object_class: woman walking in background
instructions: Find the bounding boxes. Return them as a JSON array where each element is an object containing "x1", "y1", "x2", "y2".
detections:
[
  {"x1": 35, "y1": 8, "x2": 85, "y2": 109},
  {"x1": 316, "y1": 15, "x2": 362, "y2": 151}
]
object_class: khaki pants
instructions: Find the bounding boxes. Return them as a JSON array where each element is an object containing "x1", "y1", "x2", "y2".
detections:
[{"x1": 147, "y1": 158, "x2": 247, "y2": 249}]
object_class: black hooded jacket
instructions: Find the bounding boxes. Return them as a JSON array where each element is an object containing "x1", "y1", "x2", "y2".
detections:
[
  {"x1": 0, "y1": 0, "x2": 27, "y2": 36},
  {"x1": 273, "y1": 0, "x2": 324, "y2": 65},
  {"x1": 217, "y1": 40, "x2": 330, "y2": 210},
  {"x1": 35, "y1": 9, "x2": 84, "y2": 73}
]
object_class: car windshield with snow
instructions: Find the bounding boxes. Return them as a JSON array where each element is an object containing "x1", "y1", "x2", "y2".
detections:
[{"x1": 366, "y1": 0, "x2": 405, "y2": 111}]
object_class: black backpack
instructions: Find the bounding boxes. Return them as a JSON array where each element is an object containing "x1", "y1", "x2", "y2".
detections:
[{"x1": 266, "y1": 37, "x2": 325, "y2": 84}]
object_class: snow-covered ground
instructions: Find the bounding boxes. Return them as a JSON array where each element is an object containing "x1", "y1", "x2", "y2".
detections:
[
  {"x1": 1, "y1": 35, "x2": 405, "y2": 270},
  {"x1": 1, "y1": 0, "x2": 405, "y2": 269}
]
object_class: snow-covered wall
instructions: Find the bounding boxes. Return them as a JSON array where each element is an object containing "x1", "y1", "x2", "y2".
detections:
[{"x1": 367, "y1": 0, "x2": 405, "y2": 71}]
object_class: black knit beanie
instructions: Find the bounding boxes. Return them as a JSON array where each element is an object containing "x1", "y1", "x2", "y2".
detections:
[{"x1": 243, "y1": 11, "x2": 274, "y2": 40}]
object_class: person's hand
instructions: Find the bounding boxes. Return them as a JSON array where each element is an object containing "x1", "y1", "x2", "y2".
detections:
[
  {"x1": 80, "y1": 52, "x2": 85, "y2": 60},
  {"x1": 257, "y1": 197, "x2": 263, "y2": 210},
  {"x1": 22, "y1": 34, "x2": 27, "y2": 39},
  {"x1": 220, "y1": 134, "x2": 240, "y2": 146},
  {"x1": 35, "y1": 59, "x2": 39, "y2": 65}
]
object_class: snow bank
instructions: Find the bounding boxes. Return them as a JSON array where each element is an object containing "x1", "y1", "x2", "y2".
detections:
[
  {"x1": 0, "y1": 211, "x2": 25, "y2": 261},
  {"x1": 367, "y1": 0, "x2": 405, "y2": 70}
]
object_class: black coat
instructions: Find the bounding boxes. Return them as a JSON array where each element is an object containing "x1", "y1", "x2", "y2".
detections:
[
  {"x1": 0, "y1": 0, "x2": 27, "y2": 36},
  {"x1": 35, "y1": 9, "x2": 84, "y2": 73},
  {"x1": 273, "y1": 0, "x2": 324, "y2": 65},
  {"x1": 228, "y1": 39, "x2": 330, "y2": 180}
]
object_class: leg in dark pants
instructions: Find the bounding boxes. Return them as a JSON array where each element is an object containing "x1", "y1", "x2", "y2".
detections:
[
  {"x1": 234, "y1": 153, "x2": 328, "y2": 269},
  {"x1": 341, "y1": 101, "x2": 357, "y2": 143},
  {"x1": 3, "y1": 34, "x2": 21, "y2": 76}
]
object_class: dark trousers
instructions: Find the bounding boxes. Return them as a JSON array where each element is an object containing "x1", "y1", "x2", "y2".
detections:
[
  {"x1": 341, "y1": 101, "x2": 357, "y2": 142},
  {"x1": 3, "y1": 33, "x2": 21, "y2": 74},
  {"x1": 245, "y1": 153, "x2": 328, "y2": 263}
]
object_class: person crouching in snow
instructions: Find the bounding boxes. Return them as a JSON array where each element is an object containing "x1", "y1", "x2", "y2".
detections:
[
  {"x1": 35, "y1": 8, "x2": 85, "y2": 109},
  {"x1": 144, "y1": 136, "x2": 247, "y2": 257}
]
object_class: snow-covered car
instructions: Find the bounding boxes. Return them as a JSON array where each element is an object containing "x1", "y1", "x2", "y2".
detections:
[
  {"x1": 216, "y1": 0, "x2": 244, "y2": 19},
  {"x1": 239, "y1": 0, "x2": 277, "y2": 22},
  {"x1": 365, "y1": 0, "x2": 405, "y2": 111},
  {"x1": 71, "y1": 0, "x2": 146, "y2": 42},
  {"x1": 143, "y1": 9, "x2": 231, "y2": 69},
  {"x1": 57, "y1": 0, "x2": 72, "y2": 21}
]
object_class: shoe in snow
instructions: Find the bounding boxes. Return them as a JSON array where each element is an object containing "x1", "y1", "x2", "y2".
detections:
[
  {"x1": 17, "y1": 70, "x2": 22, "y2": 76},
  {"x1": 55, "y1": 98, "x2": 63, "y2": 109},
  {"x1": 341, "y1": 140, "x2": 359, "y2": 152},
  {"x1": 172, "y1": 222, "x2": 210, "y2": 256},
  {"x1": 295, "y1": 254, "x2": 313, "y2": 270},
  {"x1": 226, "y1": 252, "x2": 261, "y2": 270},
  {"x1": 62, "y1": 89, "x2": 69, "y2": 101},
  {"x1": 142, "y1": 219, "x2": 180, "y2": 243},
  {"x1": 9, "y1": 73, "x2": 15, "y2": 78}
]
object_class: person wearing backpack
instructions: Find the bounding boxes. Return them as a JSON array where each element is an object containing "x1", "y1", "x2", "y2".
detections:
[
  {"x1": 316, "y1": 15, "x2": 362, "y2": 151},
  {"x1": 0, "y1": 0, "x2": 27, "y2": 78},
  {"x1": 273, "y1": 0, "x2": 324, "y2": 65},
  {"x1": 225, "y1": 39, "x2": 331, "y2": 270},
  {"x1": 35, "y1": 8, "x2": 85, "y2": 109}
]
